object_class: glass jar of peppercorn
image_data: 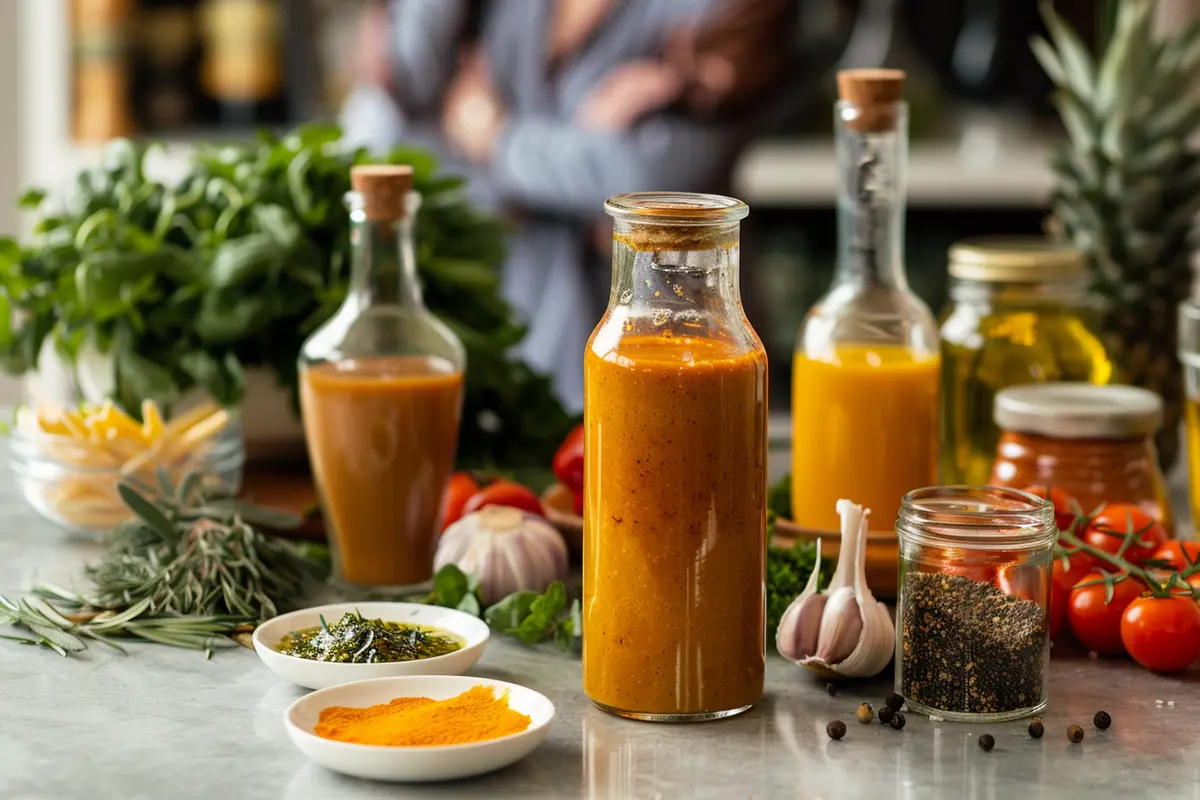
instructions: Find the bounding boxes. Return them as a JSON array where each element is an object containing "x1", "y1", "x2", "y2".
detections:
[{"x1": 895, "y1": 486, "x2": 1056, "y2": 722}]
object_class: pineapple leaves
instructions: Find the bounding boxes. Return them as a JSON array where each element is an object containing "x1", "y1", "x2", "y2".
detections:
[
  {"x1": 1030, "y1": 35, "x2": 1068, "y2": 88},
  {"x1": 1038, "y1": 2, "x2": 1096, "y2": 98},
  {"x1": 1094, "y1": 0, "x2": 1153, "y2": 116}
]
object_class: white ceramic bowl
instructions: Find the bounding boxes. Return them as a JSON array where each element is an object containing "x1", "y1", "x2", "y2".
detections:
[
  {"x1": 253, "y1": 602, "x2": 490, "y2": 689},
  {"x1": 284, "y1": 675, "x2": 555, "y2": 782}
]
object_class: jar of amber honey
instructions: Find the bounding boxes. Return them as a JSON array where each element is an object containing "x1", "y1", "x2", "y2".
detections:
[{"x1": 990, "y1": 383, "x2": 1170, "y2": 528}]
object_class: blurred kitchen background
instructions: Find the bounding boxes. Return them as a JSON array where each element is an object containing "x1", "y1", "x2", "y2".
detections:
[{"x1": 0, "y1": 0, "x2": 1196, "y2": 410}]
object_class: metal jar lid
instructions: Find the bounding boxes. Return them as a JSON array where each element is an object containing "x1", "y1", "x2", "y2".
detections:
[
  {"x1": 994, "y1": 383, "x2": 1162, "y2": 439},
  {"x1": 949, "y1": 237, "x2": 1086, "y2": 283}
]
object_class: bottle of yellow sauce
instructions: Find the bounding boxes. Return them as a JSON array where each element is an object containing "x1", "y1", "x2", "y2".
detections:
[{"x1": 791, "y1": 69, "x2": 939, "y2": 532}]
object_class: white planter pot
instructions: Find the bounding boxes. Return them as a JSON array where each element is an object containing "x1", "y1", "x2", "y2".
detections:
[{"x1": 27, "y1": 342, "x2": 307, "y2": 463}]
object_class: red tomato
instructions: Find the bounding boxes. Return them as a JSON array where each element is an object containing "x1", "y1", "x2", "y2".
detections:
[
  {"x1": 997, "y1": 565, "x2": 1038, "y2": 602},
  {"x1": 1049, "y1": 555, "x2": 1090, "y2": 643},
  {"x1": 440, "y1": 472, "x2": 478, "y2": 532},
  {"x1": 1187, "y1": 573, "x2": 1200, "y2": 594},
  {"x1": 1120, "y1": 596, "x2": 1200, "y2": 672},
  {"x1": 1150, "y1": 540, "x2": 1200, "y2": 572},
  {"x1": 463, "y1": 480, "x2": 545, "y2": 518},
  {"x1": 1079, "y1": 504, "x2": 1167, "y2": 568},
  {"x1": 1022, "y1": 484, "x2": 1080, "y2": 532},
  {"x1": 1067, "y1": 571, "x2": 1146, "y2": 655},
  {"x1": 552, "y1": 423, "x2": 585, "y2": 496}
]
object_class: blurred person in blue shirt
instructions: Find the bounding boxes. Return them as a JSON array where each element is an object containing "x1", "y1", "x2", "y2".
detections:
[{"x1": 342, "y1": 0, "x2": 794, "y2": 411}]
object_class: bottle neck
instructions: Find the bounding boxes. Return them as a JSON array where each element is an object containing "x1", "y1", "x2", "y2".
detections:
[
  {"x1": 607, "y1": 221, "x2": 745, "y2": 340},
  {"x1": 347, "y1": 212, "x2": 423, "y2": 310},
  {"x1": 834, "y1": 111, "x2": 908, "y2": 291}
]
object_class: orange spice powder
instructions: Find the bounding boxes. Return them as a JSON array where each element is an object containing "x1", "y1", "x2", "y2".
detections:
[{"x1": 314, "y1": 685, "x2": 532, "y2": 747}]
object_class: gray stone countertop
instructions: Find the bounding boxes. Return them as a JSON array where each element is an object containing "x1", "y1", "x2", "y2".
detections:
[{"x1": 2, "y1": 475, "x2": 1199, "y2": 799}]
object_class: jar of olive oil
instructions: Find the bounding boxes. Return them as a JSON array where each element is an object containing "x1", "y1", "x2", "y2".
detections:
[{"x1": 939, "y1": 238, "x2": 1114, "y2": 485}]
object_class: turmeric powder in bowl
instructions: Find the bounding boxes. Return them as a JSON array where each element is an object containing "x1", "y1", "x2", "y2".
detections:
[{"x1": 315, "y1": 684, "x2": 532, "y2": 747}]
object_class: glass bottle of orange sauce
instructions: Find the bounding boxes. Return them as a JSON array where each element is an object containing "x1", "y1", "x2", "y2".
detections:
[
  {"x1": 583, "y1": 193, "x2": 768, "y2": 721},
  {"x1": 298, "y1": 165, "x2": 465, "y2": 588},
  {"x1": 791, "y1": 69, "x2": 939, "y2": 533}
]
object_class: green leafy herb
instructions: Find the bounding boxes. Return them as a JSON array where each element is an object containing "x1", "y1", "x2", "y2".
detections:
[
  {"x1": 485, "y1": 580, "x2": 579, "y2": 651},
  {"x1": 0, "y1": 126, "x2": 575, "y2": 468},
  {"x1": 767, "y1": 473, "x2": 792, "y2": 520},
  {"x1": 0, "y1": 472, "x2": 324, "y2": 657},
  {"x1": 87, "y1": 474, "x2": 321, "y2": 620}
]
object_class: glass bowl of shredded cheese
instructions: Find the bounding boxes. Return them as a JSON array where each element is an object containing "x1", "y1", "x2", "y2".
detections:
[{"x1": 8, "y1": 400, "x2": 244, "y2": 536}]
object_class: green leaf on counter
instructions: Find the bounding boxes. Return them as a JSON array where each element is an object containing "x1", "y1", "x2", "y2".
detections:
[
  {"x1": 485, "y1": 581, "x2": 578, "y2": 650},
  {"x1": 484, "y1": 590, "x2": 538, "y2": 629},
  {"x1": 431, "y1": 564, "x2": 475, "y2": 610}
]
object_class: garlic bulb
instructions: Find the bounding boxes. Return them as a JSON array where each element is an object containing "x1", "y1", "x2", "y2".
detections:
[
  {"x1": 435, "y1": 506, "x2": 569, "y2": 604},
  {"x1": 776, "y1": 499, "x2": 894, "y2": 679}
]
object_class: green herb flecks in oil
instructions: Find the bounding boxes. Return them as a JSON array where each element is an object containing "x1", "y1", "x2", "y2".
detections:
[{"x1": 276, "y1": 610, "x2": 464, "y2": 664}]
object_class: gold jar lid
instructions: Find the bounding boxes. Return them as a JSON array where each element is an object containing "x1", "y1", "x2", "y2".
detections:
[
  {"x1": 948, "y1": 237, "x2": 1086, "y2": 283},
  {"x1": 994, "y1": 383, "x2": 1162, "y2": 439}
]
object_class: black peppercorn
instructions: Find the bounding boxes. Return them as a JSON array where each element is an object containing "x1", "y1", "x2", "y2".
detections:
[
  {"x1": 978, "y1": 734, "x2": 995, "y2": 752},
  {"x1": 1028, "y1": 720, "x2": 1044, "y2": 739},
  {"x1": 856, "y1": 703, "x2": 874, "y2": 724},
  {"x1": 1068, "y1": 724, "x2": 1085, "y2": 743},
  {"x1": 1093, "y1": 711, "x2": 1111, "y2": 730},
  {"x1": 889, "y1": 712, "x2": 906, "y2": 731},
  {"x1": 878, "y1": 706, "x2": 895, "y2": 724},
  {"x1": 826, "y1": 683, "x2": 838, "y2": 697},
  {"x1": 885, "y1": 692, "x2": 904, "y2": 711},
  {"x1": 826, "y1": 720, "x2": 847, "y2": 740}
]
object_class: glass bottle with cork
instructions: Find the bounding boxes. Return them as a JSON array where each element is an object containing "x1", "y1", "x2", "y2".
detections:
[
  {"x1": 299, "y1": 165, "x2": 466, "y2": 589},
  {"x1": 791, "y1": 69, "x2": 939, "y2": 532},
  {"x1": 584, "y1": 193, "x2": 768, "y2": 722}
]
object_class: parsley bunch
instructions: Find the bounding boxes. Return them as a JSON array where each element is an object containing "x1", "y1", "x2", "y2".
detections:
[{"x1": 0, "y1": 125, "x2": 574, "y2": 468}]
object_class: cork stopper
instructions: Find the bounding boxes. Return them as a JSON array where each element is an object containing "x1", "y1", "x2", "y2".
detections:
[
  {"x1": 836, "y1": 69, "x2": 906, "y2": 132},
  {"x1": 350, "y1": 165, "x2": 413, "y2": 220}
]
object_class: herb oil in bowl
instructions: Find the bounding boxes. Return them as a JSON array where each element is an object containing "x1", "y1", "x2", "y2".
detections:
[
  {"x1": 253, "y1": 601, "x2": 490, "y2": 689},
  {"x1": 277, "y1": 611, "x2": 464, "y2": 664}
]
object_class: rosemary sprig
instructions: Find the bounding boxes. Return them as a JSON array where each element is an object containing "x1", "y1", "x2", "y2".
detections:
[{"x1": 0, "y1": 470, "x2": 325, "y2": 658}]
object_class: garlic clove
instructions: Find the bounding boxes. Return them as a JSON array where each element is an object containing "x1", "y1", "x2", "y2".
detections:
[
  {"x1": 813, "y1": 586, "x2": 862, "y2": 664},
  {"x1": 777, "y1": 499, "x2": 896, "y2": 680},
  {"x1": 775, "y1": 539, "x2": 825, "y2": 661},
  {"x1": 777, "y1": 591, "x2": 827, "y2": 662}
]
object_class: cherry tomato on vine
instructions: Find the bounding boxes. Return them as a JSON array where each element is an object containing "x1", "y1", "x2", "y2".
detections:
[
  {"x1": 1022, "y1": 484, "x2": 1079, "y2": 532},
  {"x1": 1150, "y1": 540, "x2": 1200, "y2": 572},
  {"x1": 463, "y1": 480, "x2": 545, "y2": 518},
  {"x1": 1079, "y1": 504, "x2": 1167, "y2": 568},
  {"x1": 1120, "y1": 596, "x2": 1200, "y2": 672},
  {"x1": 1067, "y1": 570, "x2": 1146, "y2": 655},
  {"x1": 439, "y1": 472, "x2": 479, "y2": 532},
  {"x1": 1049, "y1": 555, "x2": 1089, "y2": 643}
]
